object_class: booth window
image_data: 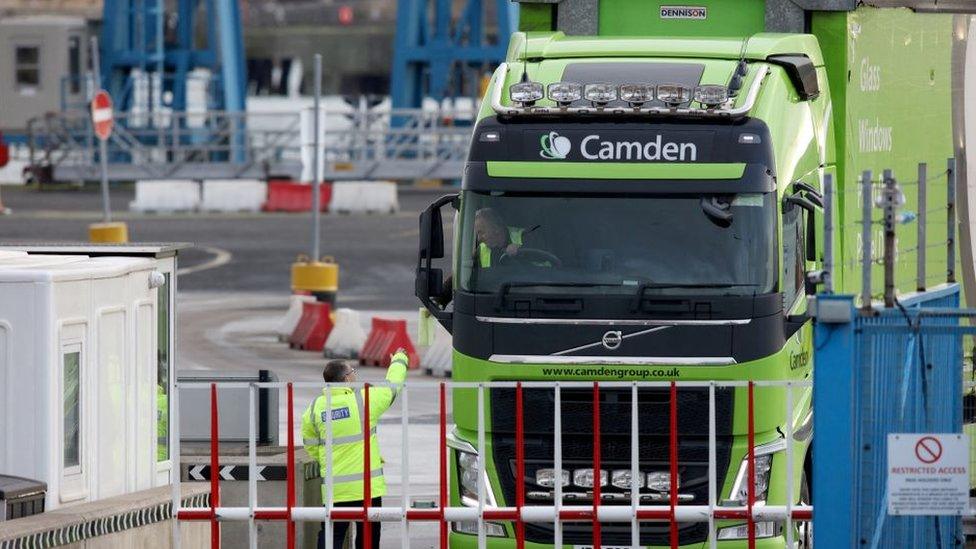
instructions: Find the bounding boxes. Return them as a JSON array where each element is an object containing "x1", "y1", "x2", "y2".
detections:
[
  {"x1": 63, "y1": 351, "x2": 81, "y2": 468},
  {"x1": 68, "y1": 36, "x2": 81, "y2": 94},
  {"x1": 156, "y1": 273, "x2": 171, "y2": 462},
  {"x1": 15, "y1": 46, "x2": 40, "y2": 91}
]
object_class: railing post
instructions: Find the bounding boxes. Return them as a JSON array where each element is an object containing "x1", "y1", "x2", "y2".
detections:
[
  {"x1": 210, "y1": 383, "x2": 220, "y2": 549},
  {"x1": 439, "y1": 382, "x2": 448, "y2": 548},
  {"x1": 669, "y1": 381, "x2": 679, "y2": 549},
  {"x1": 823, "y1": 173, "x2": 835, "y2": 294},
  {"x1": 861, "y1": 170, "x2": 874, "y2": 310},
  {"x1": 746, "y1": 382, "x2": 755, "y2": 548},
  {"x1": 813, "y1": 295, "x2": 857, "y2": 547},
  {"x1": 515, "y1": 383, "x2": 525, "y2": 549},
  {"x1": 286, "y1": 383, "x2": 296, "y2": 549},
  {"x1": 917, "y1": 162, "x2": 927, "y2": 292},
  {"x1": 592, "y1": 382, "x2": 602, "y2": 548},
  {"x1": 881, "y1": 169, "x2": 899, "y2": 308},
  {"x1": 947, "y1": 157, "x2": 957, "y2": 283}
]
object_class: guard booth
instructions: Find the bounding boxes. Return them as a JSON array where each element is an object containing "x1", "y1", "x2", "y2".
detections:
[{"x1": 0, "y1": 244, "x2": 184, "y2": 511}]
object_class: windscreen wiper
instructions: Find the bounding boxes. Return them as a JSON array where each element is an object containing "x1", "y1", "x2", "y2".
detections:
[{"x1": 631, "y1": 282, "x2": 759, "y2": 311}]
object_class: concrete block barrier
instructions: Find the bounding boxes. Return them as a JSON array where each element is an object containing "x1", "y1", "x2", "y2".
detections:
[
  {"x1": 277, "y1": 294, "x2": 316, "y2": 342},
  {"x1": 359, "y1": 317, "x2": 419, "y2": 367},
  {"x1": 329, "y1": 180, "x2": 398, "y2": 214},
  {"x1": 201, "y1": 179, "x2": 267, "y2": 212},
  {"x1": 129, "y1": 180, "x2": 201, "y2": 212},
  {"x1": 323, "y1": 308, "x2": 368, "y2": 359},
  {"x1": 422, "y1": 323, "x2": 453, "y2": 378}
]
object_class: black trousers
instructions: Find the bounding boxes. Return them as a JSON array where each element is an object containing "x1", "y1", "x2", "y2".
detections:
[{"x1": 318, "y1": 497, "x2": 382, "y2": 549}]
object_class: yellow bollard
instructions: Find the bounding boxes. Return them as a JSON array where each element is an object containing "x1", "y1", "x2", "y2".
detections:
[
  {"x1": 88, "y1": 221, "x2": 129, "y2": 243},
  {"x1": 291, "y1": 255, "x2": 339, "y2": 304}
]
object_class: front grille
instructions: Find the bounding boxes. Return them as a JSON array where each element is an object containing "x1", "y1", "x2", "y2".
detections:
[{"x1": 490, "y1": 387, "x2": 734, "y2": 545}]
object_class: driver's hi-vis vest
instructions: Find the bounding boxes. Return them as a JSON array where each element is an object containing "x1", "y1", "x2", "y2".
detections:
[
  {"x1": 478, "y1": 226, "x2": 524, "y2": 268},
  {"x1": 301, "y1": 353, "x2": 408, "y2": 503}
]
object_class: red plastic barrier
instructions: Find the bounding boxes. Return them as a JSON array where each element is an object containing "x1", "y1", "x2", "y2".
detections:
[
  {"x1": 289, "y1": 301, "x2": 334, "y2": 351},
  {"x1": 359, "y1": 317, "x2": 419, "y2": 367},
  {"x1": 263, "y1": 180, "x2": 332, "y2": 212}
]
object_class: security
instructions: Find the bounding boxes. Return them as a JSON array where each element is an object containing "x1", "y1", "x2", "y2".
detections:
[{"x1": 301, "y1": 350, "x2": 408, "y2": 549}]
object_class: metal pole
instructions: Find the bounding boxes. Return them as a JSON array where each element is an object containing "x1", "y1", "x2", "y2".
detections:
[
  {"x1": 860, "y1": 170, "x2": 873, "y2": 310},
  {"x1": 948, "y1": 157, "x2": 957, "y2": 284},
  {"x1": 823, "y1": 173, "x2": 835, "y2": 294},
  {"x1": 882, "y1": 169, "x2": 897, "y2": 308},
  {"x1": 917, "y1": 163, "x2": 927, "y2": 291},
  {"x1": 90, "y1": 36, "x2": 111, "y2": 223},
  {"x1": 311, "y1": 54, "x2": 322, "y2": 260}
]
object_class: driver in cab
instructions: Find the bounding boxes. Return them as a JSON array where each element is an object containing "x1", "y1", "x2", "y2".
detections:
[{"x1": 474, "y1": 207, "x2": 527, "y2": 268}]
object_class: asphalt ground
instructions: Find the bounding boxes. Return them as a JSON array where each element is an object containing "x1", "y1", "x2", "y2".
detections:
[{"x1": 0, "y1": 183, "x2": 449, "y2": 309}]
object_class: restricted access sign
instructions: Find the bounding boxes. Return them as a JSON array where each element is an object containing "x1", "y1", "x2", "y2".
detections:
[
  {"x1": 887, "y1": 433, "x2": 968, "y2": 515},
  {"x1": 91, "y1": 90, "x2": 114, "y2": 140}
]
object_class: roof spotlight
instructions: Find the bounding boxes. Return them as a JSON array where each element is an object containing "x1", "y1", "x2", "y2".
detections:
[
  {"x1": 509, "y1": 81, "x2": 544, "y2": 106},
  {"x1": 618, "y1": 83, "x2": 655, "y2": 107},
  {"x1": 656, "y1": 84, "x2": 693, "y2": 108},
  {"x1": 695, "y1": 85, "x2": 730, "y2": 109},
  {"x1": 547, "y1": 82, "x2": 583, "y2": 107},
  {"x1": 583, "y1": 83, "x2": 617, "y2": 106}
]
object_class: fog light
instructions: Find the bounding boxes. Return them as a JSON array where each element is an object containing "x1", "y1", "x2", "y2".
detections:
[
  {"x1": 695, "y1": 85, "x2": 730, "y2": 108},
  {"x1": 611, "y1": 470, "x2": 645, "y2": 489},
  {"x1": 547, "y1": 82, "x2": 582, "y2": 106},
  {"x1": 656, "y1": 84, "x2": 693, "y2": 107},
  {"x1": 573, "y1": 468, "x2": 607, "y2": 488},
  {"x1": 618, "y1": 83, "x2": 655, "y2": 107},
  {"x1": 535, "y1": 468, "x2": 570, "y2": 488},
  {"x1": 452, "y1": 520, "x2": 507, "y2": 537},
  {"x1": 716, "y1": 521, "x2": 778, "y2": 540},
  {"x1": 583, "y1": 83, "x2": 617, "y2": 106},
  {"x1": 510, "y1": 81, "x2": 544, "y2": 105}
]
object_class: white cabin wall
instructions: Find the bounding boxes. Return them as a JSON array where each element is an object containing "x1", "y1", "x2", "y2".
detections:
[{"x1": 54, "y1": 278, "x2": 92, "y2": 507}]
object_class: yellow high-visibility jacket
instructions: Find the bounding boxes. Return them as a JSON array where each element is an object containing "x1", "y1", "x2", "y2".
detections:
[{"x1": 301, "y1": 353, "x2": 408, "y2": 503}]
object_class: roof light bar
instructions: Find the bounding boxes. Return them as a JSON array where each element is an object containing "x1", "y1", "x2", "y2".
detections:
[
  {"x1": 656, "y1": 83, "x2": 693, "y2": 108},
  {"x1": 490, "y1": 63, "x2": 769, "y2": 120},
  {"x1": 547, "y1": 82, "x2": 582, "y2": 106},
  {"x1": 619, "y1": 83, "x2": 655, "y2": 107},
  {"x1": 509, "y1": 81, "x2": 544, "y2": 106},
  {"x1": 583, "y1": 83, "x2": 617, "y2": 106}
]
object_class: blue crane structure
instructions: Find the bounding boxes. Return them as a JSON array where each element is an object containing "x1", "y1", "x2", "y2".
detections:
[
  {"x1": 99, "y1": 0, "x2": 246, "y2": 118},
  {"x1": 391, "y1": 0, "x2": 518, "y2": 109}
]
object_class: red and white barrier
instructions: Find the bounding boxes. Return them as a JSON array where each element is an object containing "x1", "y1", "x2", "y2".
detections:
[
  {"x1": 329, "y1": 181, "x2": 398, "y2": 214},
  {"x1": 359, "y1": 317, "x2": 418, "y2": 367},
  {"x1": 263, "y1": 180, "x2": 332, "y2": 212},
  {"x1": 201, "y1": 179, "x2": 267, "y2": 212},
  {"x1": 421, "y1": 323, "x2": 452, "y2": 378},
  {"x1": 174, "y1": 380, "x2": 813, "y2": 549},
  {"x1": 129, "y1": 180, "x2": 200, "y2": 212},
  {"x1": 276, "y1": 294, "x2": 315, "y2": 342},
  {"x1": 288, "y1": 301, "x2": 334, "y2": 351}
]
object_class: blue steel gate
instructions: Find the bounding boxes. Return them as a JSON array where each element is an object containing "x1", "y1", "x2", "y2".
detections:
[{"x1": 813, "y1": 285, "x2": 968, "y2": 547}]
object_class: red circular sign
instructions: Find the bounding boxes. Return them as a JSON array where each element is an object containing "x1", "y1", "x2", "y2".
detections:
[
  {"x1": 338, "y1": 5, "x2": 353, "y2": 25},
  {"x1": 91, "y1": 90, "x2": 114, "y2": 140},
  {"x1": 914, "y1": 436, "x2": 943, "y2": 464}
]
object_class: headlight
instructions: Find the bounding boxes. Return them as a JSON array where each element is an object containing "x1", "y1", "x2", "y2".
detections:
[
  {"x1": 610, "y1": 470, "x2": 645, "y2": 489},
  {"x1": 618, "y1": 83, "x2": 655, "y2": 107},
  {"x1": 716, "y1": 521, "x2": 778, "y2": 540},
  {"x1": 694, "y1": 85, "x2": 730, "y2": 108},
  {"x1": 572, "y1": 468, "x2": 608, "y2": 488},
  {"x1": 728, "y1": 439, "x2": 785, "y2": 505},
  {"x1": 547, "y1": 82, "x2": 582, "y2": 106},
  {"x1": 509, "y1": 81, "x2": 544, "y2": 105},
  {"x1": 583, "y1": 83, "x2": 617, "y2": 106},
  {"x1": 656, "y1": 83, "x2": 693, "y2": 107},
  {"x1": 453, "y1": 447, "x2": 505, "y2": 536}
]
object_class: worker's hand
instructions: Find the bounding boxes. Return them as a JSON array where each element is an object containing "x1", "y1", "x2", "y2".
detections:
[
  {"x1": 391, "y1": 348, "x2": 409, "y2": 365},
  {"x1": 505, "y1": 243, "x2": 520, "y2": 256}
]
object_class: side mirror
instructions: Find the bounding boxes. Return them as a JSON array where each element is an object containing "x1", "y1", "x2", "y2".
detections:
[{"x1": 416, "y1": 193, "x2": 458, "y2": 330}]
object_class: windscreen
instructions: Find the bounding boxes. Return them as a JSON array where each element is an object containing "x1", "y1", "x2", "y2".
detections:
[{"x1": 457, "y1": 191, "x2": 777, "y2": 297}]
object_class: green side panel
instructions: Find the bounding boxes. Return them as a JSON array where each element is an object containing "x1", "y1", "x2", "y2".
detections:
[
  {"x1": 517, "y1": 4, "x2": 553, "y2": 32},
  {"x1": 599, "y1": 0, "x2": 766, "y2": 38},
  {"x1": 812, "y1": 7, "x2": 958, "y2": 301},
  {"x1": 486, "y1": 161, "x2": 747, "y2": 180}
]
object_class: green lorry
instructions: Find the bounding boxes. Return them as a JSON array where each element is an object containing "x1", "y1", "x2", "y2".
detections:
[{"x1": 416, "y1": 1, "x2": 972, "y2": 546}]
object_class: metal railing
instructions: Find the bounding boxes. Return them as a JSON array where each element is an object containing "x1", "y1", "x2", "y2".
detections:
[{"x1": 172, "y1": 379, "x2": 813, "y2": 548}]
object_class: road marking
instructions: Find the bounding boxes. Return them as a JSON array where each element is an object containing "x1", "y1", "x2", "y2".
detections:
[{"x1": 177, "y1": 246, "x2": 232, "y2": 276}]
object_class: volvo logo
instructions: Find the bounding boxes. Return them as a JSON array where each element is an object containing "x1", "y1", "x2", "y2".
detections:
[{"x1": 601, "y1": 331, "x2": 622, "y2": 350}]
